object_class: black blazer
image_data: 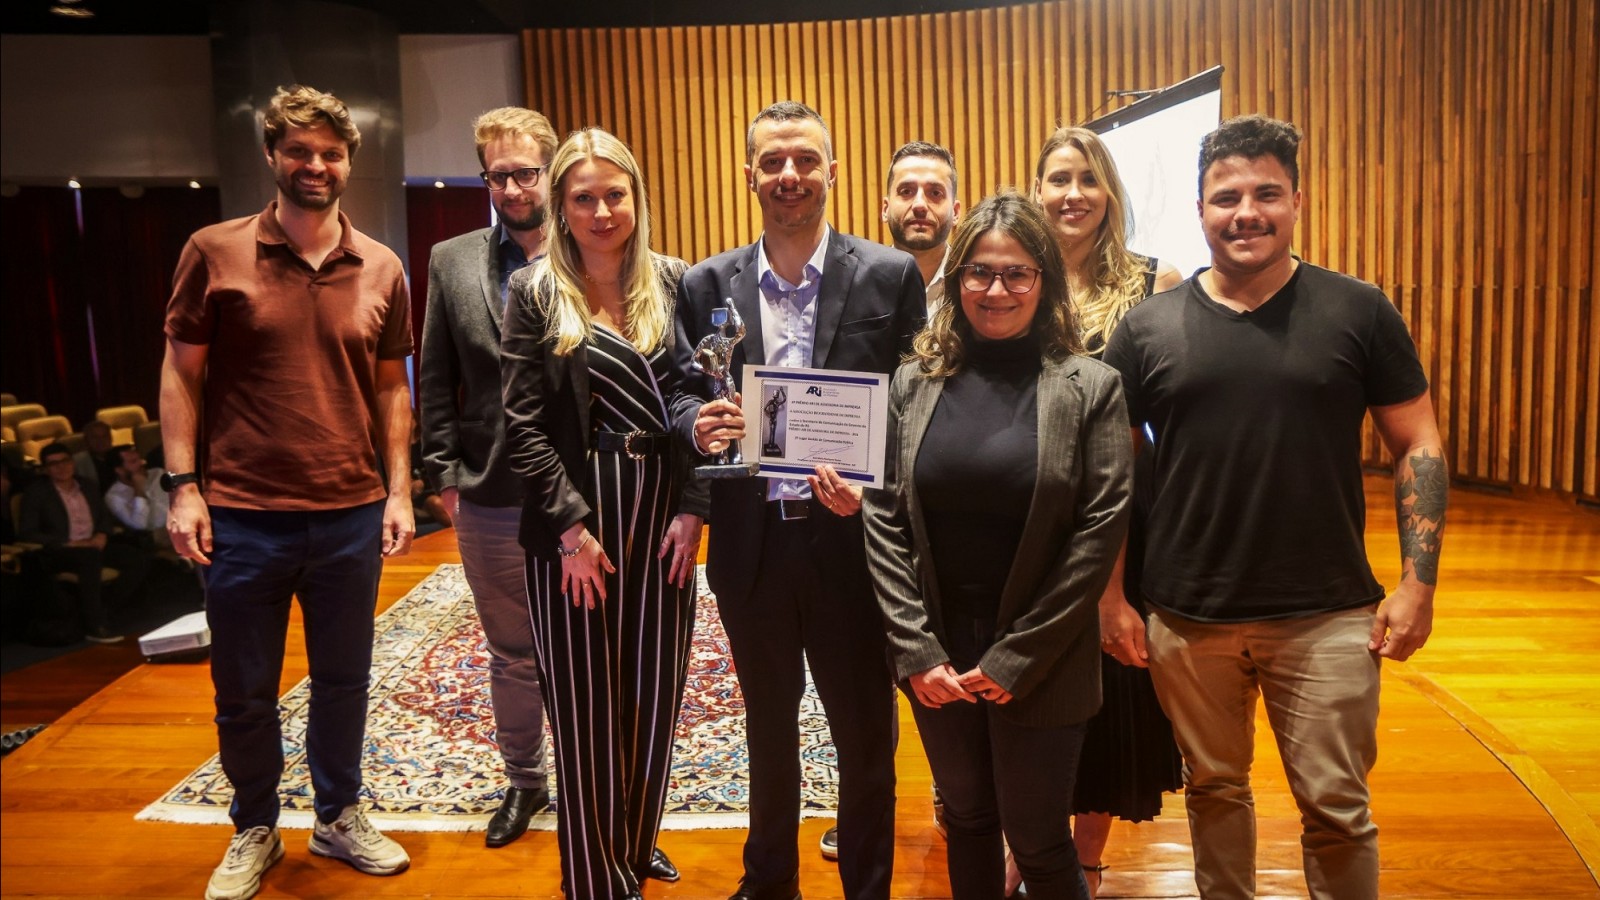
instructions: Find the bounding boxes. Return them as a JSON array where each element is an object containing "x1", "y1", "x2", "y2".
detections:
[
  {"x1": 418, "y1": 227, "x2": 525, "y2": 506},
  {"x1": 863, "y1": 356, "x2": 1133, "y2": 726},
  {"x1": 501, "y1": 253, "x2": 708, "y2": 561},
  {"x1": 19, "y1": 476, "x2": 115, "y2": 546},
  {"x1": 669, "y1": 230, "x2": 926, "y2": 601}
]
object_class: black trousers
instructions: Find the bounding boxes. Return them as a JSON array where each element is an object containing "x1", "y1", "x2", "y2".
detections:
[
  {"x1": 716, "y1": 503, "x2": 898, "y2": 899},
  {"x1": 910, "y1": 613, "x2": 1091, "y2": 900}
]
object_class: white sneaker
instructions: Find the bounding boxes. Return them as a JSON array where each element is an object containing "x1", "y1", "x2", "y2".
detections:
[
  {"x1": 205, "y1": 826, "x2": 284, "y2": 900},
  {"x1": 308, "y1": 805, "x2": 410, "y2": 875}
]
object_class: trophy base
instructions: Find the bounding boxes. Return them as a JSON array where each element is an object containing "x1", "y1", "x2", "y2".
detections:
[
  {"x1": 762, "y1": 443, "x2": 783, "y2": 457},
  {"x1": 694, "y1": 461, "x2": 759, "y2": 479}
]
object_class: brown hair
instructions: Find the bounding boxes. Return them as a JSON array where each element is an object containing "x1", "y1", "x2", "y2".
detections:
[
  {"x1": 262, "y1": 85, "x2": 361, "y2": 158},
  {"x1": 910, "y1": 190, "x2": 1081, "y2": 377}
]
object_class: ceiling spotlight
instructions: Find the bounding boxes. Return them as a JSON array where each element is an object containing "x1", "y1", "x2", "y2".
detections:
[
  {"x1": 188, "y1": 180, "x2": 202, "y2": 189},
  {"x1": 67, "y1": 179, "x2": 82, "y2": 189},
  {"x1": 434, "y1": 180, "x2": 445, "y2": 189},
  {"x1": 50, "y1": 4, "x2": 95, "y2": 18}
]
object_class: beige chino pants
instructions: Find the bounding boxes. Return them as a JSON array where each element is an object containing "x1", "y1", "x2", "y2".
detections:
[{"x1": 1147, "y1": 604, "x2": 1382, "y2": 900}]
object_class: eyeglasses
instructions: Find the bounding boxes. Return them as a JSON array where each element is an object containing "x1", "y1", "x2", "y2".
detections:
[
  {"x1": 957, "y1": 264, "x2": 1041, "y2": 294},
  {"x1": 480, "y1": 167, "x2": 544, "y2": 191}
]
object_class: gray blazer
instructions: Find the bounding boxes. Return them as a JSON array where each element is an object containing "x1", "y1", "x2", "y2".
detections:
[
  {"x1": 419, "y1": 227, "x2": 526, "y2": 506},
  {"x1": 863, "y1": 353, "x2": 1133, "y2": 727}
]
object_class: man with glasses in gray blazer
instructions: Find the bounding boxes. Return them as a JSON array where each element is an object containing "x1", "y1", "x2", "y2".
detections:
[{"x1": 418, "y1": 106, "x2": 558, "y2": 850}]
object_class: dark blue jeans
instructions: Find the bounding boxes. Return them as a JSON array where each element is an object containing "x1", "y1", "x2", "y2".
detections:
[
  {"x1": 909, "y1": 613, "x2": 1091, "y2": 900},
  {"x1": 204, "y1": 501, "x2": 384, "y2": 830}
]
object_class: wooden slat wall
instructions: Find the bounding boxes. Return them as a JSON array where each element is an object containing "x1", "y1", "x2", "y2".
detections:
[{"x1": 523, "y1": 0, "x2": 1598, "y2": 498}]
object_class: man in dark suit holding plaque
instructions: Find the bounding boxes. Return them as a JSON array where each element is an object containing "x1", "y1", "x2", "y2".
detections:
[
  {"x1": 418, "y1": 107, "x2": 558, "y2": 849},
  {"x1": 673, "y1": 101, "x2": 925, "y2": 900}
]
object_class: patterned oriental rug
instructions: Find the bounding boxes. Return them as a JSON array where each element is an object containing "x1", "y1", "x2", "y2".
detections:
[{"x1": 137, "y1": 564, "x2": 839, "y2": 831}]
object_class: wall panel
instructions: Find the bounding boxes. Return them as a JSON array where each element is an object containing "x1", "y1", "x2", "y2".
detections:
[{"x1": 523, "y1": 0, "x2": 1597, "y2": 498}]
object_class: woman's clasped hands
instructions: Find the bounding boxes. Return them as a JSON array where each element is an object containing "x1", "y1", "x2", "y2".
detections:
[{"x1": 909, "y1": 662, "x2": 1014, "y2": 708}]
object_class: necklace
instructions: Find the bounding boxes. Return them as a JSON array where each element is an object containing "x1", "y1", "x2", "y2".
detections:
[{"x1": 581, "y1": 269, "x2": 622, "y2": 287}]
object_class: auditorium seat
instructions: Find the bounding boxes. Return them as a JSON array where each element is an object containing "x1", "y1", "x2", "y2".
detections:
[
  {"x1": 133, "y1": 420, "x2": 163, "y2": 459},
  {"x1": 1, "y1": 403, "x2": 47, "y2": 433},
  {"x1": 0, "y1": 393, "x2": 16, "y2": 407},
  {"x1": 1, "y1": 439, "x2": 24, "y2": 474},
  {"x1": 16, "y1": 416, "x2": 72, "y2": 462},
  {"x1": 96, "y1": 405, "x2": 149, "y2": 446}
]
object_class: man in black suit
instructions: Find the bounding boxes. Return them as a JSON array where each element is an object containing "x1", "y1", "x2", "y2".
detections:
[
  {"x1": 418, "y1": 106, "x2": 557, "y2": 848},
  {"x1": 673, "y1": 101, "x2": 925, "y2": 900},
  {"x1": 18, "y1": 442, "x2": 140, "y2": 642}
]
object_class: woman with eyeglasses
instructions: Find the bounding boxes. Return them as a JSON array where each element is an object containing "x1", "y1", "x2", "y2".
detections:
[
  {"x1": 864, "y1": 190, "x2": 1132, "y2": 899},
  {"x1": 1032, "y1": 125, "x2": 1184, "y2": 897},
  {"x1": 500, "y1": 127, "x2": 706, "y2": 900}
]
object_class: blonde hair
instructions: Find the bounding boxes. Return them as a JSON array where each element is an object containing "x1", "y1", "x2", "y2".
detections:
[
  {"x1": 1033, "y1": 126, "x2": 1149, "y2": 354},
  {"x1": 472, "y1": 107, "x2": 558, "y2": 168},
  {"x1": 910, "y1": 190, "x2": 1080, "y2": 378},
  {"x1": 533, "y1": 128, "x2": 670, "y2": 357}
]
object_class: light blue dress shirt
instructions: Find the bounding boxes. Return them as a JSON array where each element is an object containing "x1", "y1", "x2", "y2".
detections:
[{"x1": 756, "y1": 231, "x2": 830, "y2": 502}]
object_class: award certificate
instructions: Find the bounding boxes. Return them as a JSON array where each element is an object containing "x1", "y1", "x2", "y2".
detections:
[{"x1": 740, "y1": 365, "x2": 890, "y2": 487}]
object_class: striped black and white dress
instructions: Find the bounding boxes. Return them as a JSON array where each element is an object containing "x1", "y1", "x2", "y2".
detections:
[{"x1": 527, "y1": 322, "x2": 696, "y2": 900}]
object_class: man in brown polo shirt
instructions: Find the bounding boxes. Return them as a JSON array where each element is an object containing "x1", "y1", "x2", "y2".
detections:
[{"x1": 159, "y1": 85, "x2": 414, "y2": 900}]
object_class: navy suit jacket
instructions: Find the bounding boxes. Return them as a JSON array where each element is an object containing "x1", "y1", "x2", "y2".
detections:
[{"x1": 670, "y1": 229, "x2": 926, "y2": 601}]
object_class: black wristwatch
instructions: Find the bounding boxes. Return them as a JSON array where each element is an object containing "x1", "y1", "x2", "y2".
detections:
[{"x1": 160, "y1": 471, "x2": 199, "y2": 492}]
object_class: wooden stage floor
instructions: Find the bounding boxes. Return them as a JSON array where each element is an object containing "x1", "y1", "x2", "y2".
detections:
[{"x1": 2, "y1": 477, "x2": 1596, "y2": 899}]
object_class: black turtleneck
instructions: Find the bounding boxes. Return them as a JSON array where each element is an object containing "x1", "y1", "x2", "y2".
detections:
[{"x1": 914, "y1": 332, "x2": 1042, "y2": 619}]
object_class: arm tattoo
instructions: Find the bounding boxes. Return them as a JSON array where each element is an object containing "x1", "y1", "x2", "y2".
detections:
[{"x1": 1394, "y1": 449, "x2": 1447, "y2": 585}]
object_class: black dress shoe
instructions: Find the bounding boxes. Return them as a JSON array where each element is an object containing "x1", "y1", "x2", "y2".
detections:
[
  {"x1": 728, "y1": 874, "x2": 801, "y2": 900},
  {"x1": 644, "y1": 847, "x2": 680, "y2": 882},
  {"x1": 485, "y1": 785, "x2": 549, "y2": 848}
]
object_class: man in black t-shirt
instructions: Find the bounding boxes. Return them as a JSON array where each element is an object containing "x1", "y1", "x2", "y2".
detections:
[{"x1": 1103, "y1": 115, "x2": 1447, "y2": 900}]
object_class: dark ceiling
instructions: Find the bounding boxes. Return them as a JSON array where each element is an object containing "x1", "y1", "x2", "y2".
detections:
[{"x1": 2, "y1": 0, "x2": 1014, "y2": 34}]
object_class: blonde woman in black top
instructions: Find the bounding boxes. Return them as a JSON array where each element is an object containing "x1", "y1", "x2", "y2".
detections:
[{"x1": 1032, "y1": 126, "x2": 1183, "y2": 896}]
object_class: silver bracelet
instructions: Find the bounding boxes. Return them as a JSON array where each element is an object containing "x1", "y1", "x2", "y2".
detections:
[{"x1": 556, "y1": 533, "x2": 591, "y2": 559}]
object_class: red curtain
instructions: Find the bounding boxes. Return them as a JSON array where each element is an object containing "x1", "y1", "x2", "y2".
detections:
[
  {"x1": 3, "y1": 188, "x2": 97, "y2": 426},
  {"x1": 404, "y1": 186, "x2": 492, "y2": 366},
  {"x1": 79, "y1": 187, "x2": 222, "y2": 422}
]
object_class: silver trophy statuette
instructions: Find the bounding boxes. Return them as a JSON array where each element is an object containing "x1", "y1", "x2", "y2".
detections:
[{"x1": 692, "y1": 303, "x2": 757, "y2": 478}]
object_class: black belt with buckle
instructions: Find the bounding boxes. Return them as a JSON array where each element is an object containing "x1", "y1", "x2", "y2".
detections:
[
  {"x1": 771, "y1": 498, "x2": 811, "y2": 520},
  {"x1": 592, "y1": 429, "x2": 672, "y2": 460}
]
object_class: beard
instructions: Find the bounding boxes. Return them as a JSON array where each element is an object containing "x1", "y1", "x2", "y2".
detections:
[
  {"x1": 498, "y1": 201, "x2": 547, "y2": 233},
  {"x1": 277, "y1": 171, "x2": 343, "y2": 212},
  {"x1": 889, "y1": 215, "x2": 952, "y2": 252}
]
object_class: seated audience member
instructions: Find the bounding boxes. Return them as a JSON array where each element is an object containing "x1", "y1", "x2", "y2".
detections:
[
  {"x1": 75, "y1": 420, "x2": 118, "y2": 493},
  {"x1": 105, "y1": 444, "x2": 172, "y2": 547},
  {"x1": 18, "y1": 442, "x2": 144, "y2": 643},
  {"x1": 864, "y1": 192, "x2": 1133, "y2": 900}
]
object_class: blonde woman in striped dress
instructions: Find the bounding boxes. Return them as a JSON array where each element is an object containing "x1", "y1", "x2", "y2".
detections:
[{"x1": 501, "y1": 127, "x2": 707, "y2": 900}]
